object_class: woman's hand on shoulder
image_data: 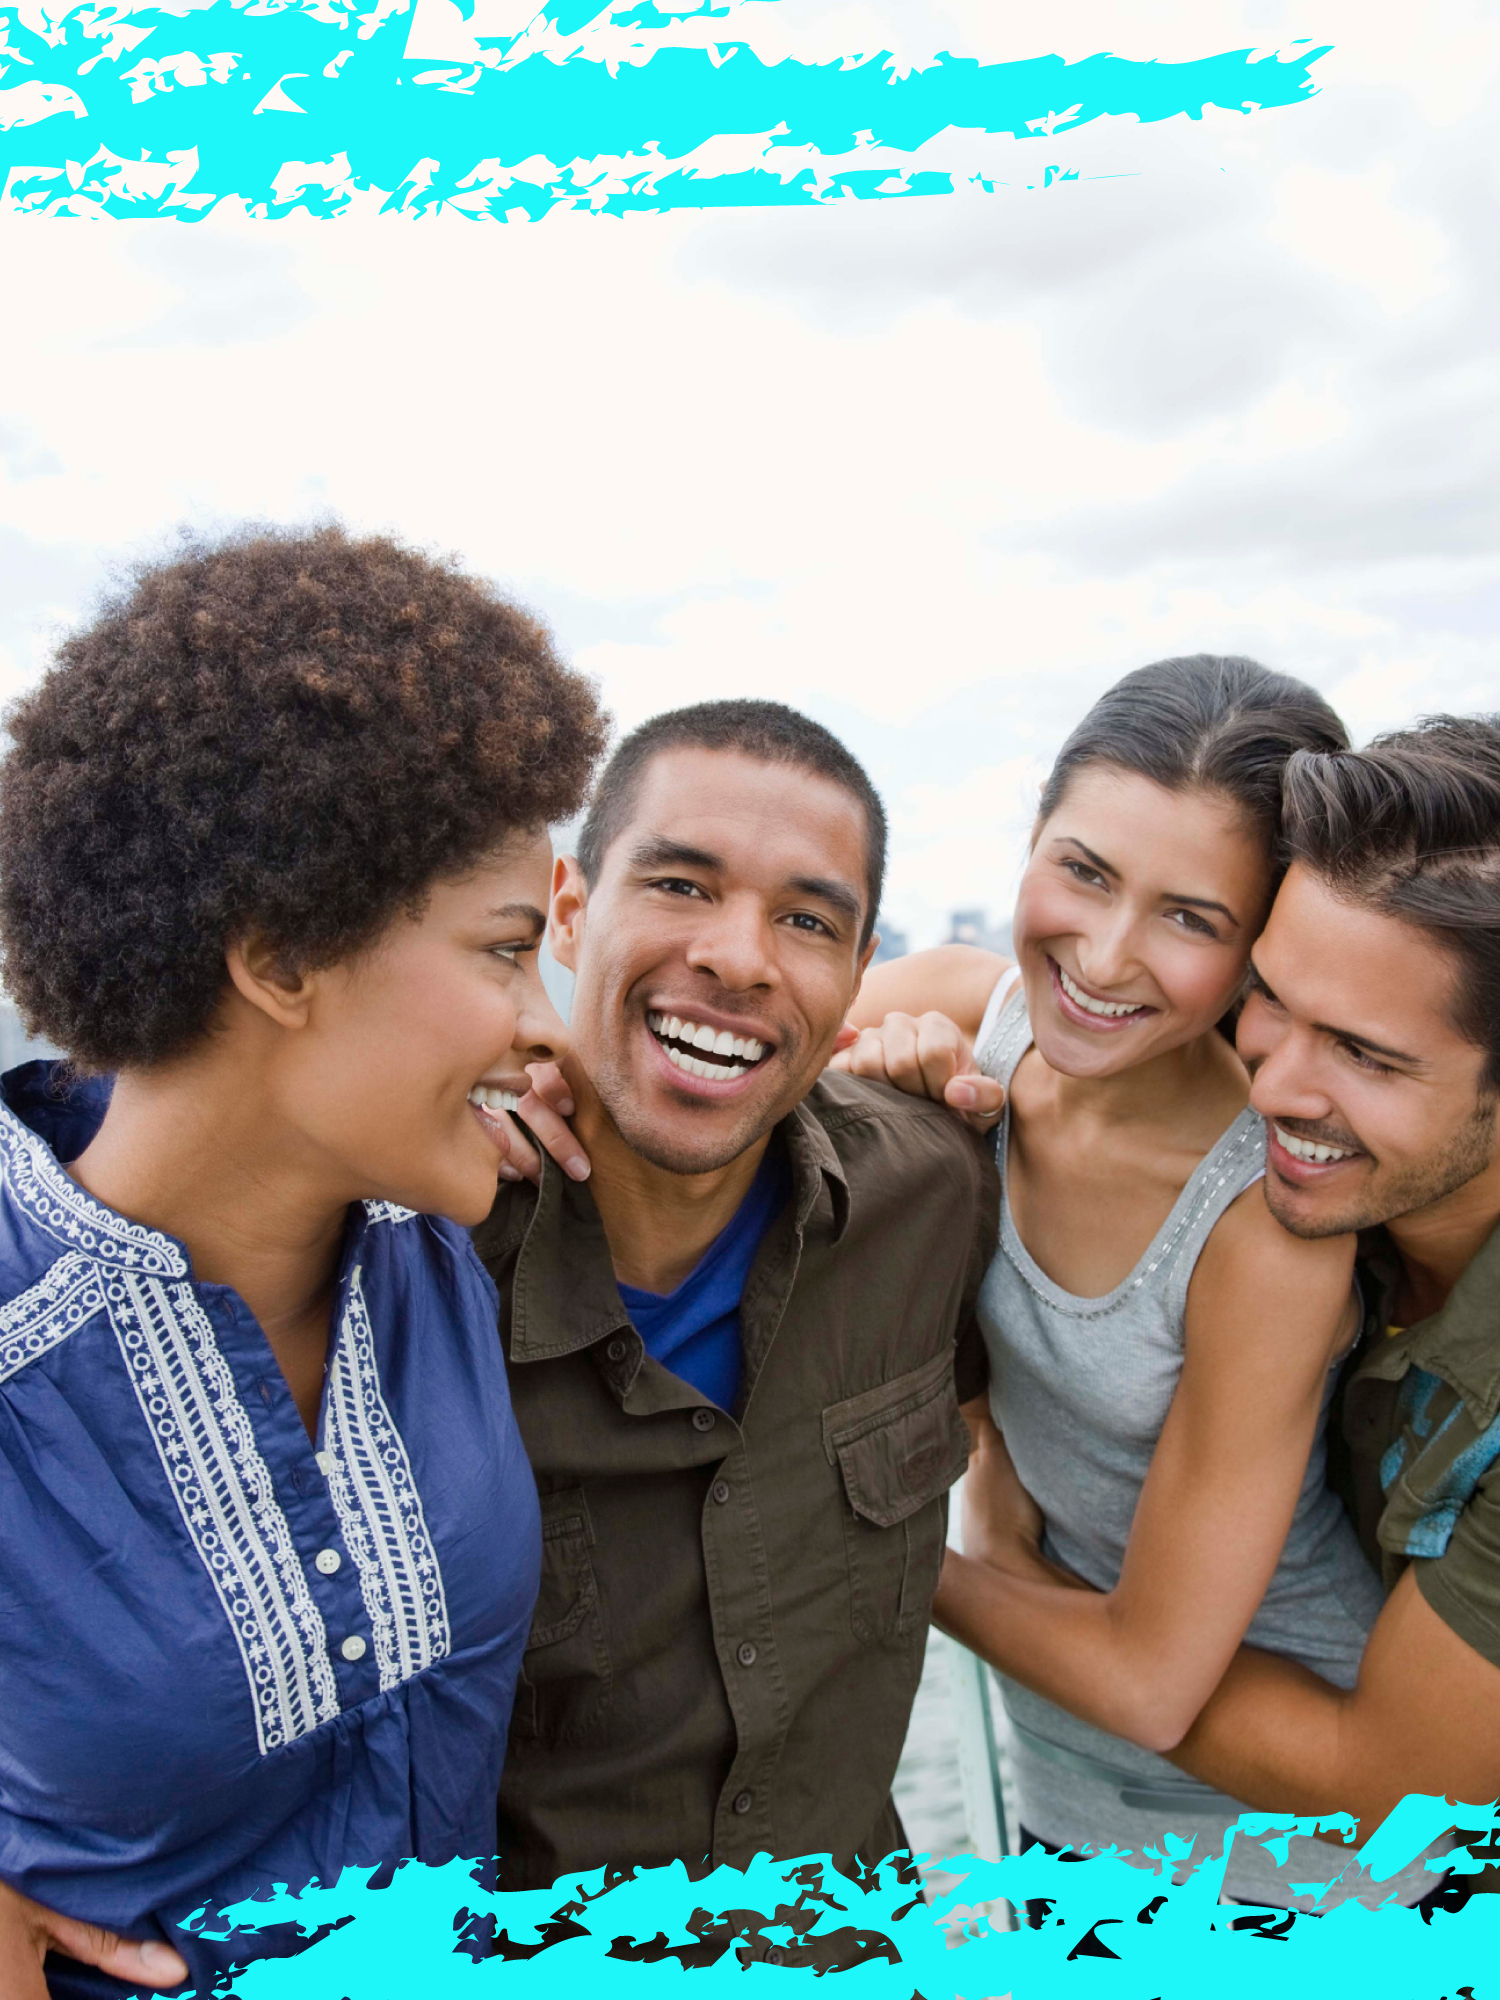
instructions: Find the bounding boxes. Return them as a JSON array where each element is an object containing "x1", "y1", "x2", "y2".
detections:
[
  {"x1": 0, "y1": 1880, "x2": 187, "y2": 1998},
  {"x1": 828, "y1": 1011, "x2": 1006, "y2": 1134},
  {"x1": 487, "y1": 1060, "x2": 592, "y2": 1188}
]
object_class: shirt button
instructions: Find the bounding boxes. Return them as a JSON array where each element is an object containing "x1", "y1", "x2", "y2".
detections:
[
  {"x1": 737, "y1": 1641, "x2": 757, "y2": 1668},
  {"x1": 316, "y1": 1451, "x2": 333, "y2": 1476},
  {"x1": 765, "y1": 1947, "x2": 786, "y2": 1966},
  {"x1": 607, "y1": 1337, "x2": 628, "y2": 1363},
  {"x1": 340, "y1": 1635, "x2": 367, "y2": 1662},
  {"x1": 692, "y1": 1408, "x2": 716, "y2": 1432},
  {"x1": 712, "y1": 1480, "x2": 730, "y2": 1504},
  {"x1": 314, "y1": 1548, "x2": 342, "y2": 1575},
  {"x1": 732, "y1": 1789, "x2": 753, "y2": 1815}
]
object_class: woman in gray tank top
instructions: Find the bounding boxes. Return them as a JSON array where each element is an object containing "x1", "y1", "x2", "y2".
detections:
[{"x1": 841, "y1": 656, "x2": 1439, "y2": 1910}]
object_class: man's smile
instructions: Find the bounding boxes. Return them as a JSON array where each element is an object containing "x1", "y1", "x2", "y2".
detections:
[{"x1": 645, "y1": 1009, "x2": 775, "y2": 1089}]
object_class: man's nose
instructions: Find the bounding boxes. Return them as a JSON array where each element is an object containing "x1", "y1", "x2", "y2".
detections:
[
  {"x1": 1245, "y1": 1025, "x2": 1333, "y2": 1125},
  {"x1": 684, "y1": 896, "x2": 778, "y2": 992}
]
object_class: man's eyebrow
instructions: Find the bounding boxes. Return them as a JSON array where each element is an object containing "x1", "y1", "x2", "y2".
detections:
[
  {"x1": 1246, "y1": 959, "x2": 1425, "y2": 1067},
  {"x1": 628, "y1": 837, "x2": 724, "y2": 874},
  {"x1": 789, "y1": 875, "x2": 863, "y2": 925}
]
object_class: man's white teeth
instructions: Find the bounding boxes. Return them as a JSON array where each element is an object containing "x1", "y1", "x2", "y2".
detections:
[
  {"x1": 646, "y1": 1012, "x2": 766, "y2": 1067},
  {"x1": 665, "y1": 1044, "x2": 750, "y2": 1082},
  {"x1": 1274, "y1": 1124, "x2": 1358, "y2": 1165},
  {"x1": 1058, "y1": 966, "x2": 1148, "y2": 1019},
  {"x1": 467, "y1": 1086, "x2": 522, "y2": 1113}
]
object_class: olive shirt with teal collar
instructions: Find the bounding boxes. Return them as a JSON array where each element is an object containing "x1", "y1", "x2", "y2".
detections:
[
  {"x1": 1332, "y1": 1217, "x2": 1500, "y2": 1666},
  {"x1": 471, "y1": 1071, "x2": 998, "y2": 1893}
]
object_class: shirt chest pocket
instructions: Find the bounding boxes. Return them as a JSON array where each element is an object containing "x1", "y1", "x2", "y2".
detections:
[
  {"x1": 511, "y1": 1486, "x2": 613, "y2": 1746},
  {"x1": 823, "y1": 1350, "x2": 971, "y2": 1647}
]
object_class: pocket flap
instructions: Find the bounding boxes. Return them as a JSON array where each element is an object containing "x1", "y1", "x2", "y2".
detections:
[
  {"x1": 822, "y1": 1351, "x2": 970, "y2": 1529},
  {"x1": 527, "y1": 1486, "x2": 599, "y2": 1649}
]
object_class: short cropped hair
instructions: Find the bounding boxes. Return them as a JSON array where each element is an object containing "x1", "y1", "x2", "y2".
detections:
[
  {"x1": 575, "y1": 699, "x2": 887, "y2": 946},
  {"x1": 0, "y1": 523, "x2": 608, "y2": 1070},
  {"x1": 1282, "y1": 715, "x2": 1500, "y2": 1088}
]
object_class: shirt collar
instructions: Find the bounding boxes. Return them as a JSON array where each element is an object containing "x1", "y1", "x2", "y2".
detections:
[
  {"x1": 1356, "y1": 1213, "x2": 1500, "y2": 1425},
  {"x1": 507, "y1": 1090, "x2": 851, "y2": 1365},
  {"x1": 0, "y1": 1059, "x2": 412, "y2": 1282}
]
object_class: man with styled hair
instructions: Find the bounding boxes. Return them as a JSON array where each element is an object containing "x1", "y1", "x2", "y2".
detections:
[
  {"x1": 1156, "y1": 715, "x2": 1500, "y2": 1843},
  {"x1": 473, "y1": 699, "x2": 998, "y2": 1895}
]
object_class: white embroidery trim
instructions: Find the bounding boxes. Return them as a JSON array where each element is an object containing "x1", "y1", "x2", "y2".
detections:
[
  {"x1": 322, "y1": 1267, "x2": 450, "y2": 1692},
  {"x1": 363, "y1": 1201, "x2": 417, "y2": 1226},
  {"x1": 108, "y1": 1269, "x2": 340, "y2": 1754},
  {"x1": 0, "y1": 1095, "x2": 186, "y2": 1275},
  {"x1": 0, "y1": 1252, "x2": 107, "y2": 1383}
]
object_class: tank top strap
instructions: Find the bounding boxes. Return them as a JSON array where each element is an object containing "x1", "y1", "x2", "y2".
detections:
[{"x1": 973, "y1": 968, "x2": 1030, "y2": 1088}]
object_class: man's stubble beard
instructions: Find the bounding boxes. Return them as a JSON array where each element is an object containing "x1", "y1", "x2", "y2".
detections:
[
  {"x1": 582, "y1": 1020, "x2": 813, "y2": 1178},
  {"x1": 1264, "y1": 1091, "x2": 1498, "y2": 1240}
]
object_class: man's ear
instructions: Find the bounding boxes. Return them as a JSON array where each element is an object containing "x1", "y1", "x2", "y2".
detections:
[
  {"x1": 549, "y1": 855, "x2": 588, "y2": 975},
  {"x1": 847, "y1": 930, "x2": 880, "y2": 1012},
  {"x1": 224, "y1": 934, "x2": 318, "y2": 1030}
]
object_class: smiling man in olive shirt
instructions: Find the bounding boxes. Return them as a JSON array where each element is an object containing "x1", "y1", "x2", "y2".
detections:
[
  {"x1": 1155, "y1": 720, "x2": 1500, "y2": 1845},
  {"x1": 471, "y1": 701, "x2": 996, "y2": 1894}
]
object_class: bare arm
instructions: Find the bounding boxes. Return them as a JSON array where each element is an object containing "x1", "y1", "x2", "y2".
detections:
[
  {"x1": 934, "y1": 1188, "x2": 1357, "y2": 1754},
  {"x1": 848, "y1": 945, "x2": 1012, "y2": 1038},
  {"x1": 1170, "y1": 1550, "x2": 1500, "y2": 1843}
]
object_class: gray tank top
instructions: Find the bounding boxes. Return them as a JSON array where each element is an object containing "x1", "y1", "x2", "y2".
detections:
[{"x1": 970, "y1": 977, "x2": 1436, "y2": 1909}]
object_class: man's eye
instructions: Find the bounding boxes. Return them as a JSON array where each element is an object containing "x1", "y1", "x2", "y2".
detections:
[
  {"x1": 490, "y1": 942, "x2": 538, "y2": 966},
  {"x1": 1342, "y1": 1041, "x2": 1394, "y2": 1076},
  {"x1": 652, "y1": 877, "x2": 708, "y2": 899},
  {"x1": 785, "y1": 912, "x2": 834, "y2": 937}
]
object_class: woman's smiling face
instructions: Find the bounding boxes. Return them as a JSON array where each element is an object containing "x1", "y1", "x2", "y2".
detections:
[
  {"x1": 267, "y1": 829, "x2": 569, "y2": 1225},
  {"x1": 1013, "y1": 766, "x2": 1274, "y2": 1081}
]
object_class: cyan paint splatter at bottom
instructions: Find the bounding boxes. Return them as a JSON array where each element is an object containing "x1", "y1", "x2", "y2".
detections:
[{"x1": 177, "y1": 1795, "x2": 1495, "y2": 1998}]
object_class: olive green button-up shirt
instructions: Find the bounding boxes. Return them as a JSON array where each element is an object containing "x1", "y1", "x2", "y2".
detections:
[
  {"x1": 471, "y1": 1072, "x2": 998, "y2": 1892},
  {"x1": 1332, "y1": 1218, "x2": 1500, "y2": 1667}
]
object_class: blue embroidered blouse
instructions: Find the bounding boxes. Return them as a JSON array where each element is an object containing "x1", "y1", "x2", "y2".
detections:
[{"x1": 0, "y1": 1063, "x2": 541, "y2": 1998}]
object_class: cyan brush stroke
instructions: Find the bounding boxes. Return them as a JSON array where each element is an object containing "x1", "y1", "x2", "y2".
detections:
[
  {"x1": 0, "y1": 0, "x2": 1330, "y2": 217},
  {"x1": 174, "y1": 1794, "x2": 1491, "y2": 1997}
]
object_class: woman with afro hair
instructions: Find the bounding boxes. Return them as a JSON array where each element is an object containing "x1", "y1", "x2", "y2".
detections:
[{"x1": 0, "y1": 524, "x2": 608, "y2": 1997}]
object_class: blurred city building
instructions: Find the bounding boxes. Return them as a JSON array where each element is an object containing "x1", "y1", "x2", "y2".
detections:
[
  {"x1": 870, "y1": 918, "x2": 908, "y2": 964},
  {"x1": 944, "y1": 908, "x2": 1012, "y2": 957},
  {"x1": 0, "y1": 999, "x2": 57, "y2": 1073}
]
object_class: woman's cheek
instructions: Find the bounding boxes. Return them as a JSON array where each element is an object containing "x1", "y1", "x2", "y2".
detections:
[{"x1": 1156, "y1": 941, "x2": 1247, "y2": 1026}]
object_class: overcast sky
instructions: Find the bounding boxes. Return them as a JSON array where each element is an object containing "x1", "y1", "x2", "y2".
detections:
[{"x1": 2, "y1": 0, "x2": 1497, "y2": 948}]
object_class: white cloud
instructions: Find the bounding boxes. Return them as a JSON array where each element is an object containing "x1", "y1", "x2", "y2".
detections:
[{"x1": 2, "y1": 0, "x2": 1499, "y2": 947}]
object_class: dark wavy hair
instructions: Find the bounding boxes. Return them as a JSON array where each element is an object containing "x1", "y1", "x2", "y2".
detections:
[
  {"x1": 0, "y1": 523, "x2": 609, "y2": 1069},
  {"x1": 1038, "y1": 653, "x2": 1350, "y2": 863},
  {"x1": 1282, "y1": 715, "x2": 1500, "y2": 1088}
]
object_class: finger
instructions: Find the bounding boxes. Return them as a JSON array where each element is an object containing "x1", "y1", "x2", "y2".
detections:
[
  {"x1": 524, "y1": 1060, "x2": 575, "y2": 1120},
  {"x1": 515, "y1": 1094, "x2": 590, "y2": 1183},
  {"x1": 44, "y1": 1915, "x2": 188, "y2": 1990},
  {"x1": 838, "y1": 1029, "x2": 895, "y2": 1083},
  {"x1": 490, "y1": 1111, "x2": 539, "y2": 1184},
  {"x1": 943, "y1": 1072, "x2": 1006, "y2": 1128},
  {"x1": 830, "y1": 1024, "x2": 860, "y2": 1056},
  {"x1": 912, "y1": 1016, "x2": 969, "y2": 1102}
]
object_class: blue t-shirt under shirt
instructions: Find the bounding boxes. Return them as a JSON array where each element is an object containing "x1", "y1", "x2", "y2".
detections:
[{"x1": 617, "y1": 1140, "x2": 790, "y2": 1413}]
